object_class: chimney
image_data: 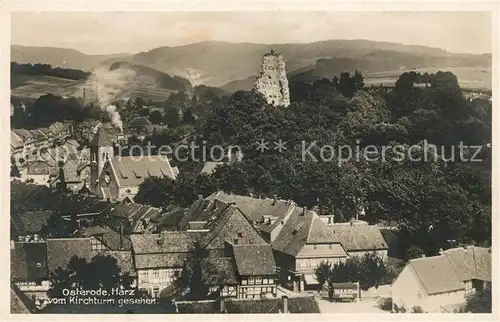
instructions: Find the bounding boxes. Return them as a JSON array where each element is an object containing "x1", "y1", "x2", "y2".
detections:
[
  {"x1": 301, "y1": 206, "x2": 307, "y2": 216},
  {"x1": 198, "y1": 194, "x2": 203, "y2": 201},
  {"x1": 18, "y1": 236, "x2": 23, "y2": 242},
  {"x1": 438, "y1": 248, "x2": 444, "y2": 254},
  {"x1": 327, "y1": 215, "x2": 335, "y2": 225},
  {"x1": 272, "y1": 195, "x2": 277, "y2": 206},
  {"x1": 249, "y1": 192, "x2": 253, "y2": 198},
  {"x1": 33, "y1": 234, "x2": 39, "y2": 242},
  {"x1": 10, "y1": 240, "x2": 15, "y2": 250},
  {"x1": 282, "y1": 295, "x2": 288, "y2": 313}
]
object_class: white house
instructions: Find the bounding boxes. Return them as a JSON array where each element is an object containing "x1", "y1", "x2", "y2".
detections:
[{"x1": 391, "y1": 246, "x2": 491, "y2": 313}]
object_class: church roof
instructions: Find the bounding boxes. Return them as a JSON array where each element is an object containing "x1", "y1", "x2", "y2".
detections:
[{"x1": 90, "y1": 127, "x2": 113, "y2": 147}]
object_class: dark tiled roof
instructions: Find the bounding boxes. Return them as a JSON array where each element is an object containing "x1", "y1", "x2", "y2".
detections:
[
  {"x1": 224, "y1": 296, "x2": 321, "y2": 313},
  {"x1": 272, "y1": 207, "x2": 341, "y2": 256},
  {"x1": 11, "y1": 211, "x2": 53, "y2": 236},
  {"x1": 90, "y1": 127, "x2": 113, "y2": 147},
  {"x1": 206, "y1": 192, "x2": 294, "y2": 223},
  {"x1": 199, "y1": 205, "x2": 268, "y2": 250},
  {"x1": 46, "y1": 238, "x2": 93, "y2": 273},
  {"x1": 11, "y1": 242, "x2": 48, "y2": 280},
  {"x1": 329, "y1": 222, "x2": 388, "y2": 251},
  {"x1": 179, "y1": 199, "x2": 226, "y2": 230},
  {"x1": 110, "y1": 156, "x2": 177, "y2": 188},
  {"x1": 201, "y1": 257, "x2": 238, "y2": 285},
  {"x1": 129, "y1": 116, "x2": 152, "y2": 128},
  {"x1": 232, "y1": 244, "x2": 276, "y2": 276},
  {"x1": 134, "y1": 253, "x2": 188, "y2": 269},
  {"x1": 409, "y1": 256, "x2": 465, "y2": 295},
  {"x1": 443, "y1": 246, "x2": 492, "y2": 282},
  {"x1": 76, "y1": 225, "x2": 132, "y2": 251},
  {"x1": 11, "y1": 284, "x2": 37, "y2": 313},
  {"x1": 408, "y1": 246, "x2": 492, "y2": 296},
  {"x1": 130, "y1": 232, "x2": 201, "y2": 254}
]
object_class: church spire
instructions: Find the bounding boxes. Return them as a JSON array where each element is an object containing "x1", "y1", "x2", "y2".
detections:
[{"x1": 90, "y1": 127, "x2": 113, "y2": 148}]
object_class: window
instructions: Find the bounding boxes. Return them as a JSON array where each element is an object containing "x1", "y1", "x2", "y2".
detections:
[
  {"x1": 255, "y1": 277, "x2": 262, "y2": 284},
  {"x1": 242, "y1": 279, "x2": 247, "y2": 285},
  {"x1": 263, "y1": 278, "x2": 268, "y2": 284},
  {"x1": 152, "y1": 287, "x2": 160, "y2": 298},
  {"x1": 237, "y1": 232, "x2": 243, "y2": 238},
  {"x1": 153, "y1": 270, "x2": 159, "y2": 278},
  {"x1": 417, "y1": 290, "x2": 421, "y2": 299},
  {"x1": 248, "y1": 277, "x2": 255, "y2": 285},
  {"x1": 91, "y1": 238, "x2": 106, "y2": 252}
]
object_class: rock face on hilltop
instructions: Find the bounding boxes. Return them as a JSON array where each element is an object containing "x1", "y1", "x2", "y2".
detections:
[{"x1": 254, "y1": 50, "x2": 290, "y2": 107}]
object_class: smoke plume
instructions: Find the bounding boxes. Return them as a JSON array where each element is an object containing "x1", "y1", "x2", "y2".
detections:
[{"x1": 84, "y1": 66, "x2": 136, "y2": 132}]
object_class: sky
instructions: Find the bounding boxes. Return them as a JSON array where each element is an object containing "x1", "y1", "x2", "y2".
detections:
[{"x1": 11, "y1": 11, "x2": 492, "y2": 55}]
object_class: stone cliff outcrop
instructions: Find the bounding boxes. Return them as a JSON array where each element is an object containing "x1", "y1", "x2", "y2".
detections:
[{"x1": 254, "y1": 50, "x2": 290, "y2": 107}]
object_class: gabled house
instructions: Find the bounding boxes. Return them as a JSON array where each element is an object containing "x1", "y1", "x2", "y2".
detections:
[
  {"x1": 328, "y1": 219, "x2": 388, "y2": 260},
  {"x1": 271, "y1": 207, "x2": 348, "y2": 292},
  {"x1": 10, "y1": 241, "x2": 50, "y2": 307},
  {"x1": 391, "y1": 246, "x2": 492, "y2": 313},
  {"x1": 89, "y1": 127, "x2": 178, "y2": 201},
  {"x1": 130, "y1": 231, "x2": 203, "y2": 298},
  {"x1": 197, "y1": 205, "x2": 269, "y2": 258}
]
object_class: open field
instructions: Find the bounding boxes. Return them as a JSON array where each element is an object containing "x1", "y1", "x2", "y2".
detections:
[
  {"x1": 364, "y1": 67, "x2": 492, "y2": 91},
  {"x1": 11, "y1": 75, "x2": 85, "y2": 99},
  {"x1": 11, "y1": 75, "x2": 176, "y2": 102}
]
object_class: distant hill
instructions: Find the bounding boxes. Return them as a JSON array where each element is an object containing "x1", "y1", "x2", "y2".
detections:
[
  {"x1": 109, "y1": 61, "x2": 192, "y2": 93},
  {"x1": 11, "y1": 61, "x2": 194, "y2": 102},
  {"x1": 12, "y1": 40, "x2": 491, "y2": 90},
  {"x1": 11, "y1": 45, "x2": 130, "y2": 71}
]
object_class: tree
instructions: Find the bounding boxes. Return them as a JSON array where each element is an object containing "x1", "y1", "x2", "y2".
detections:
[
  {"x1": 10, "y1": 157, "x2": 20, "y2": 177},
  {"x1": 182, "y1": 108, "x2": 196, "y2": 124},
  {"x1": 314, "y1": 261, "x2": 332, "y2": 290},
  {"x1": 462, "y1": 288, "x2": 491, "y2": 313},
  {"x1": 176, "y1": 243, "x2": 219, "y2": 299},
  {"x1": 405, "y1": 245, "x2": 425, "y2": 260},
  {"x1": 139, "y1": 107, "x2": 150, "y2": 117},
  {"x1": 164, "y1": 107, "x2": 180, "y2": 127},
  {"x1": 48, "y1": 254, "x2": 134, "y2": 299},
  {"x1": 149, "y1": 110, "x2": 163, "y2": 125}
]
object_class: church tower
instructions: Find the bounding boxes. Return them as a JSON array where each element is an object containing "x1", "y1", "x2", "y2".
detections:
[{"x1": 89, "y1": 127, "x2": 114, "y2": 193}]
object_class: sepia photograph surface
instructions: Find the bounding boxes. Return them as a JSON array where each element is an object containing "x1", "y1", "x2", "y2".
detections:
[{"x1": 5, "y1": 7, "x2": 495, "y2": 317}]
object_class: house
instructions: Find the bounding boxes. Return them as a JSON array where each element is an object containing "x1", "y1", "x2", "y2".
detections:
[
  {"x1": 46, "y1": 238, "x2": 94, "y2": 273},
  {"x1": 271, "y1": 207, "x2": 349, "y2": 291},
  {"x1": 75, "y1": 224, "x2": 132, "y2": 251},
  {"x1": 230, "y1": 244, "x2": 277, "y2": 299},
  {"x1": 90, "y1": 127, "x2": 178, "y2": 201},
  {"x1": 328, "y1": 219, "x2": 388, "y2": 260},
  {"x1": 130, "y1": 231, "x2": 203, "y2": 298},
  {"x1": 201, "y1": 192, "x2": 349, "y2": 291},
  {"x1": 51, "y1": 158, "x2": 91, "y2": 193},
  {"x1": 10, "y1": 210, "x2": 53, "y2": 240},
  {"x1": 391, "y1": 246, "x2": 492, "y2": 313},
  {"x1": 11, "y1": 130, "x2": 24, "y2": 159},
  {"x1": 204, "y1": 192, "x2": 295, "y2": 241},
  {"x1": 24, "y1": 160, "x2": 58, "y2": 186},
  {"x1": 106, "y1": 202, "x2": 165, "y2": 234},
  {"x1": 10, "y1": 240, "x2": 50, "y2": 308},
  {"x1": 11, "y1": 283, "x2": 38, "y2": 313},
  {"x1": 12, "y1": 129, "x2": 34, "y2": 149}
]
